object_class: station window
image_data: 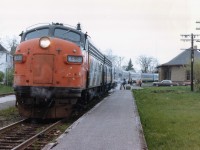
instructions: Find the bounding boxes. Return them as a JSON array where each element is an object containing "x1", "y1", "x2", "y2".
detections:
[{"x1": 186, "y1": 70, "x2": 190, "y2": 80}]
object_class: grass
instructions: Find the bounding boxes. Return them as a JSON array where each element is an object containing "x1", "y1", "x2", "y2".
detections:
[
  {"x1": 0, "y1": 107, "x2": 21, "y2": 128},
  {"x1": 133, "y1": 86, "x2": 200, "y2": 150},
  {"x1": 0, "y1": 107, "x2": 19, "y2": 119},
  {"x1": 0, "y1": 85, "x2": 14, "y2": 94}
]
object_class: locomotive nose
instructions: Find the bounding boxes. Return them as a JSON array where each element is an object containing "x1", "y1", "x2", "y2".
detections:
[{"x1": 32, "y1": 54, "x2": 54, "y2": 84}]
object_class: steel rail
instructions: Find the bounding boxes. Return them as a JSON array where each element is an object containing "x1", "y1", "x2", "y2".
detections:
[
  {"x1": 0, "y1": 119, "x2": 27, "y2": 134},
  {"x1": 12, "y1": 119, "x2": 62, "y2": 150}
]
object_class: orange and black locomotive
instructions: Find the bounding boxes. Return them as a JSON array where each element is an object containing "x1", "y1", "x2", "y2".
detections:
[{"x1": 13, "y1": 23, "x2": 114, "y2": 119}]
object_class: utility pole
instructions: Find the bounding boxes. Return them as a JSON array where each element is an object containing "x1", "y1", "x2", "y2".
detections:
[
  {"x1": 180, "y1": 33, "x2": 200, "y2": 91},
  {"x1": 196, "y1": 21, "x2": 200, "y2": 30}
]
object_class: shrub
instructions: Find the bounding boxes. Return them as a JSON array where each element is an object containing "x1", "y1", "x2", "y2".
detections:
[
  {"x1": 194, "y1": 60, "x2": 200, "y2": 91},
  {"x1": 4, "y1": 69, "x2": 14, "y2": 86},
  {"x1": 0, "y1": 71, "x2": 4, "y2": 83}
]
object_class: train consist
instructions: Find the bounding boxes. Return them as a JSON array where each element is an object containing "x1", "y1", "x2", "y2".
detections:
[
  {"x1": 115, "y1": 69, "x2": 159, "y2": 83},
  {"x1": 13, "y1": 23, "x2": 115, "y2": 119}
]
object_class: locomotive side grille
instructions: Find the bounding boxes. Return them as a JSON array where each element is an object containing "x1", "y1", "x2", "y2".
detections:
[{"x1": 32, "y1": 54, "x2": 54, "y2": 84}]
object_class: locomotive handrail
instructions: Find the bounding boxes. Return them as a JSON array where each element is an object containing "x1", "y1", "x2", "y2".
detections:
[
  {"x1": 25, "y1": 22, "x2": 79, "y2": 31},
  {"x1": 25, "y1": 23, "x2": 51, "y2": 31}
]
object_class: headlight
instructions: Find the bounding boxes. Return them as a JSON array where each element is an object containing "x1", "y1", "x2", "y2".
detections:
[
  {"x1": 67, "y1": 56, "x2": 83, "y2": 63},
  {"x1": 14, "y1": 54, "x2": 23, "y2": 62},
  {"x1": 39, "y1": 37, "x2": 51, "y2": 48}
]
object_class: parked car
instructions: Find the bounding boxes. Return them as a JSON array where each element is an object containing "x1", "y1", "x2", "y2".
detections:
[
  {"x1": 153, "y1": 80, "x2": 178, "y2": 86},
  {"x1": 182, "y1": 81, "x2": 191, "y2": 86},
  {"x1": 0, "y1": 81, "x2": 5, "y2": 85}
]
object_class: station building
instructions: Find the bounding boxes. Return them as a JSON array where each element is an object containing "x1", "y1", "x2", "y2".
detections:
[{"x1": 157, "y1": 49, "x2": 200, "y2": 85}]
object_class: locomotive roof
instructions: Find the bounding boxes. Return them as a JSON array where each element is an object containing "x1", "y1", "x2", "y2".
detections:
[{"x1": 22, "y1": 23, "x2": 85, "y2": 36}]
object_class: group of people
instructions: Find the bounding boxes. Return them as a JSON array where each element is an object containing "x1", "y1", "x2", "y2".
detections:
[{"x1": 120, "y1": 78, "x2": 142, "y2": 90}]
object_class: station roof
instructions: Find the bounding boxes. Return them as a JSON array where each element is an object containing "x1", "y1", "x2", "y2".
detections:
[
  {"x1": 0, "y1": 44, "x2": 8, "y2": 53},
  {"x1": 158, "y1": 49, "x2": 200, "y2": 67}
]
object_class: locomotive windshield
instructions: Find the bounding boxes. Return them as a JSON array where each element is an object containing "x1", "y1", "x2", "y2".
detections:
[
  {"x1": 25, "y1": 28, "x2": 49, "y2": 41},
  {"x1": 54, "y1": 28, "x2": 81, "y2": 42},
  {"x1": 23, "y1": 25, "x2": 83, "y2": 47}
]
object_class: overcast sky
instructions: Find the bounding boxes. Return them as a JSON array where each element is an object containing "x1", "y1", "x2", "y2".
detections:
[{"x1": 1, "y1": 0, "x2": 200, "y2": 69}]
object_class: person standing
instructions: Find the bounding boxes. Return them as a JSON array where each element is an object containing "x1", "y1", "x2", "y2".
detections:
[
  {"x1": 138, "y1": 79, "x2": 142, "y2": 87},
  {"x1": 122, "y1": 79, "x2": 126, "y2": 89}
]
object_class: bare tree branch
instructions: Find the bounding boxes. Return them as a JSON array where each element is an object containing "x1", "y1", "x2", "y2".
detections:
[
  {"x1": 104, "y1": 49, "x2": 126, "y2": 68},
  {"x1": 6, "y1": 36, "x2": 19, "y2": 55},
  {"x1": 137, "y1": 55, "x2": 159, "y2": 73}
]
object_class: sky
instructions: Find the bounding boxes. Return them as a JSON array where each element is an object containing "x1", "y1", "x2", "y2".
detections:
[{"x1": 1, "y1": 0, "x2": 200, "y2": 70}]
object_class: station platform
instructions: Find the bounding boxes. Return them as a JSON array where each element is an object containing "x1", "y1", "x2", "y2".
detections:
[
  {"x1": 0, "y1": 95, "x2": 15, "y2": 110},
  {"x1": 45, "y1": 89, "x2": 147, "y2": 150}
]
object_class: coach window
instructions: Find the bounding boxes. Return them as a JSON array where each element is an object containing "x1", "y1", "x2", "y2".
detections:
[
  {"x1": 54, "y1": 28, "x2": 81, "y2": 43},
  {"x1": 25, "y1": 28, "x2": 49, "y2": 41}
]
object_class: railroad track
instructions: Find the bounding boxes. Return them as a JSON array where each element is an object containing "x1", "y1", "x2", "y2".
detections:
[
  {"x1": 0, "y1": 118, "x2": 65, "y2": 150},
  {"x1": 0, "y1": 93, "x2": 107, "y2": 149}
]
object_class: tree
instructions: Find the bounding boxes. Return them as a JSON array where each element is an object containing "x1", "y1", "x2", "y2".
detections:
[
  {"x1": 149, "y1": 58, "x2": 159, "y2": 73},
  {"x1": 137, "y1": 55, "x2": 159, "y2": 73},
  {"x1": 0, "y1": 71, "x2": 4, "y2": 82},
  {"x1": 126, "y1": 59, "x2": 135, "y2": 72},
  {"x1": 6, "y1": 36, "x2": 19, "y2": 55},
  {"x1": 104, "y1": 49, "x2": 125, "y2": 68},
  {"x1": 192, "y1": 60, "x2": 200, "y2": 91},
  {"x1": 0, "y1": 36, "x2": 19, "y2": 86},
  {"x1": 5, "y1": 68, "x2": 14, "y2": 86},
  {"x1": 0, "y1": 39, "x2": 4, "y2": 66}
]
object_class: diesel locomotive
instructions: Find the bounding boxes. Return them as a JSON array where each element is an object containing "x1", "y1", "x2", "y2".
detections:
[{"x1": 13, "y1": 23, "x2": 114, "y2": 119}]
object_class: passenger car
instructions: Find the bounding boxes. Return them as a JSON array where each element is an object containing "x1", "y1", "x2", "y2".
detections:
[{"x1": 152, "y1": 80, "x2": 178, "y2": 86}]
